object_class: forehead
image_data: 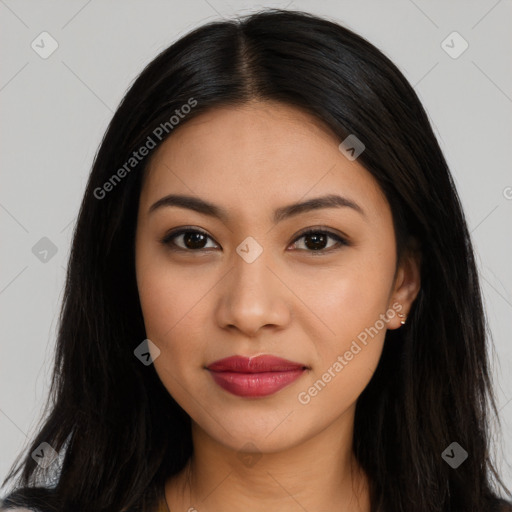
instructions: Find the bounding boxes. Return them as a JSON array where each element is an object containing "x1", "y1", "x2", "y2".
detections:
[{"x1": 139, "y1": 101, "x2": 389, "y2": 223}]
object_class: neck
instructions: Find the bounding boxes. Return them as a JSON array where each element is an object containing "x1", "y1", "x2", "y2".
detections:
[{"x1": 165, "y1": 405, "x2": 371, "y2": 512}]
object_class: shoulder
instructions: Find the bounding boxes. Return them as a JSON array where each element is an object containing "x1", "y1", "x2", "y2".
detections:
[{"x1": 1, "y1": 485, "x2": 166, "y2": 512}]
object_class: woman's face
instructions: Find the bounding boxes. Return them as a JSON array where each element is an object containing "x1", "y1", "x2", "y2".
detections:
[{"x1": 135, "y1": 100, "x2": 419, "y2": 453}]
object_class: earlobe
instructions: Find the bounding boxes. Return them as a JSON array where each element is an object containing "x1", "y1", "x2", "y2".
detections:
[
  {"x1": 387, "y1": 300, "x2": 408, "y2": 330},
  {"x1": 388, "y1": 244, "x2": 421, "y2": 330},
  {"x1": 397, "y1": 310, "x2": 407, "y2": 325}
]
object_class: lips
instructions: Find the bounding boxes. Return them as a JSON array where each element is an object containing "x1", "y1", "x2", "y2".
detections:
[
  {"x1": 206, "y1": 355, "x2": 308, "y2": 397},
  {"x1": 207, "y1": 355, "x2": 307, "y2": 373}
]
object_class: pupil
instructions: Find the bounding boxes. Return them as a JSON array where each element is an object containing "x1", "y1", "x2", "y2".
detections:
[
  {"x1": 305, "y1": 233, "x2": 326, "y2": 250},
  {"x1": 185, "y1": 232, "x2": 206, "y2": 249}
]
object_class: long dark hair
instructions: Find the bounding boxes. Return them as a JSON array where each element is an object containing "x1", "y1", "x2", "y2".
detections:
[{"x1": 2, "y1": 9, "x2": 510, "y2": 512}]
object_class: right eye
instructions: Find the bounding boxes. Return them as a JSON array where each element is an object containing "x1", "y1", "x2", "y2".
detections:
[{"x1": 160, "y1": 227, "x2": 219, "y2": 252}]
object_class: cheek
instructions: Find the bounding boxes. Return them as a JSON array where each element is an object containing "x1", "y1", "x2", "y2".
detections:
[
  {"x1": 299, "y1": 246, "x2": 395, "y2": 344},
  {"x1": 296, "y1": 286, "x2": 389, "y2": 418},
  {"x1": 136, "y1": 231, "x2": 205, "y2": 337},
  {"x1": 294, "y1": 245, "x2": 395, "y2": 405},
  {"x1": 136, "y1": 266, "x2": 207, "y2": 402},
  {"x1": 137, "y1": 270, "x2": 208, "y2": 352},
  {"x1": 135, "y1": 243, "x2": 205, "y2": 368}
]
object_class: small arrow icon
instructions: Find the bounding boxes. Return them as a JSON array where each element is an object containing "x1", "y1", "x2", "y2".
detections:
[
  {"x1": 440, "y1": 31, "x2": 468, "y2": 59},
  {"x1": 441, "y1": 441, "x2": 468, "y2": 468},
  {"x1": 237, "y1": 442, "x2": 262, "y2": 467},
  {"x1": 31, "y1": 442, "x2": 58, "y2": 468},
  {"x1": 236, "y1": 237, "x2": 263, "y2": 263},
  {"x1": 32, "y1": 237, "x2": 58, "y2": 263},
  {"x1": 339, "y1": 134, "x2": 365, "y2": 161},
  {"x1": 134, "y1": 339, "x2": 161, "y2": 365},
  {"x1": 31, "y1": 31, "x2": 59, "y2": 59}
]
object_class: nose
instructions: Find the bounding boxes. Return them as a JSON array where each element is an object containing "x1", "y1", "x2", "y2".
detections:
[{"x1": 215, "y1": 245, "x2": 292, "y2": 338}]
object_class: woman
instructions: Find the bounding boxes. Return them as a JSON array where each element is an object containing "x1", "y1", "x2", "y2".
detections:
[{"x1": 1, "y1": 8, "x2": 511, "y2": 512}]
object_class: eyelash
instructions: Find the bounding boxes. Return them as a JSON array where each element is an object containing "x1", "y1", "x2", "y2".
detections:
[{"x1": 159, "y1": 226, "x2": 349, "y2": 254}]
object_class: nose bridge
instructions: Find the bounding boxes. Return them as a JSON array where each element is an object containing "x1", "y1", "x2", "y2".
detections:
[
  {"x1": 230, "y1": 236, "x2": 275, "y2": 301},
  {"x1": 216, "y1": 236, "x2": 290, "y2": 334}
]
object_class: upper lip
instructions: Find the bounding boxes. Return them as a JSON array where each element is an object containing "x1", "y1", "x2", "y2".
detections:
[{"x1": 207, "y1": 355, "x2": 308, "y2": 373}]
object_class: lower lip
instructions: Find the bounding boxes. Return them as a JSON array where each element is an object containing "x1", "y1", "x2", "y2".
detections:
[{"x1": 208, "y1": 369, "x2": 306, "y2": 397}]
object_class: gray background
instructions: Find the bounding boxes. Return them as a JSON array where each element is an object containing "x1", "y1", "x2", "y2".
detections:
[{"x1": 1, "y1": 0, "x2": 511, "y2": 496}]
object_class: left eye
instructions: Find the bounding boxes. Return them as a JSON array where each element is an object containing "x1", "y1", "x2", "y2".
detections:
[
  {"x1": 290, "y1": 229, "x2": 347, "y2": 252},
  {"x1": 160, "y1": 228, "x2": 348, "y2": 253}
]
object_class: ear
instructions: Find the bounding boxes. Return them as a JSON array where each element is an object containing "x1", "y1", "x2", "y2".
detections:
[{"x1": 387, "y1": 240, "x2": 421, "y2": 330}]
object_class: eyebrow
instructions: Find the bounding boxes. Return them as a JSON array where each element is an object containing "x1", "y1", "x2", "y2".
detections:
[{"x1": 148, "y1": 193, "x2": 365, "y2": 223}]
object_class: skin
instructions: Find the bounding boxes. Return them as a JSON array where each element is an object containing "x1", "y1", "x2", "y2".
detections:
[{"x1": 135, "y1": 100, "x2": 421, "y2": 512}]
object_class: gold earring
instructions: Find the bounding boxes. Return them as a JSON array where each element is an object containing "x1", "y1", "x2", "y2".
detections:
[{"x1": 397, "y1": 311, "x2": 407, "y2": 325}]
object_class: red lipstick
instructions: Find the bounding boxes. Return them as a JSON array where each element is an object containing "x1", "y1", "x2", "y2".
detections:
[{"x1": 207, "y1": 355, "x2": 308, "y2": 398}]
